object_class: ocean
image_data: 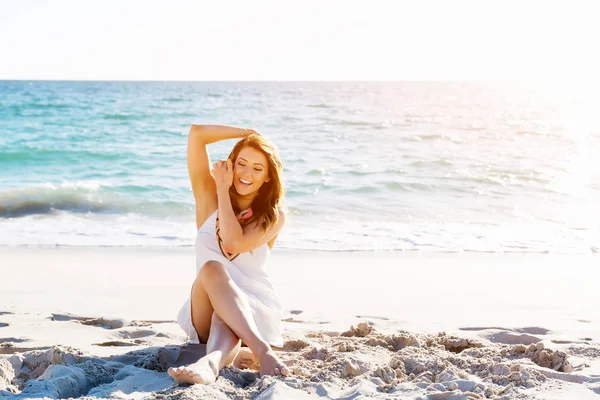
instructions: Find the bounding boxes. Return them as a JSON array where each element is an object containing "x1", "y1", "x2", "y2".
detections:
[{"x1": 0, "y1": 81, "x2": 598, "y2": 254}]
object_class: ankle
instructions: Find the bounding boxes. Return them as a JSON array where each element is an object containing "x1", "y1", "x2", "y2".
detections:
[
  {"x1": 250, "y1": 341, "x2": 272, "y2": 357},
  {"x1": 204, "y1": 351, "x2": 222, "y2": 374}
]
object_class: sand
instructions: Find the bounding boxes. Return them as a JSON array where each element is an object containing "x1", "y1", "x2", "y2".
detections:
[{"x1": 0, "y1": 248, "x2": 599, "y2": 399}]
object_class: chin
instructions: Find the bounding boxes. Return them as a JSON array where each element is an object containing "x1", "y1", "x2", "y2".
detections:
[{"x1": 234, "y1": 182, "x2": 257, "y2": 197}]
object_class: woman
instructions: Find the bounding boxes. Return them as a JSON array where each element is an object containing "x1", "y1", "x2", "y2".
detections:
[{"x1": 168, "y1": 124, "x2": 290, "y2": 385}]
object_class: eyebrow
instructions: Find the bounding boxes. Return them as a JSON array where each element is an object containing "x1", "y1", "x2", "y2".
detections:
[{"x1": 239, "y1": 157, "x2": 265, "y2": 168}]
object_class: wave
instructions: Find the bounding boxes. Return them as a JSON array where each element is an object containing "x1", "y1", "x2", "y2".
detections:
[
  {"x1": 272, "y1": 245, "x2": 561, "y2": 254},
  {"x1": 0, "y1": 185, "x2": 192, "y2": 218},
  {"x1": 384, "y1": 181, "x2": 432, "y2": 192},
  {"x1": 409, "y1": 134, "x2": 445, "y2": 141},
  {"x1": 9, "y1": 103, "x2": 79, "y2": 111},
  {"x1": 1, "y1": 242, "x2": 594, "y2": 254},
  {"x1": 515, "y1": 130, "x2": 559, "y2": 137},
  {"x1": 306, "y1": 168, "x2": 326, "y2": 176},
  {"x1": 410, "y1": 159, "x2": 454, "y2": 168},
  {"x1": 336, "y1": 120, "x2": 373, "y2": 127},
  {"x1": 102, "y1": 113, "x2": 145, "y2": 121},
  {"x1": 0, "y1": 195, "x2": 123, "y2": 218},
  {"x1": 0, "y1": 149, "x2": 125, "y2": 164},
  {"x1": 162, "y1": 97, "x2": 186, "y2": 102}
]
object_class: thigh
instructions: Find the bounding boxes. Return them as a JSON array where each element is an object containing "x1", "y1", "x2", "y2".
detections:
[{"x1": 190, "y1": 272, "x2": 214, "y2": 344}]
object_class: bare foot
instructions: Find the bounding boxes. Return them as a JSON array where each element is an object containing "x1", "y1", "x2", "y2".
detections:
[
  {"x1": 233, "y1": 347, "x2": 260, "y2": 370},
  {"x1": 167, "y1": 357, "x2": 219, "y2": 385},
  {"x1": 258, "y1": 349, "x2": 290, "y2": 377}
]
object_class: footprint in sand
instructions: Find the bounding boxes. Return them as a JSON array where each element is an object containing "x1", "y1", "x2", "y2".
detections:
[
  {"x1": 116, "y1": 329, "x2": 158, "y2": 339},
  {"x1": 459, "y1": 326, "x2": 544, "y2": 345},
  {"x1": 51, "y1": 314, "x2": 174, "y2": 330},
  {"x1": 93, "y1": 340, "x2": 143, "y2": 347},
  {"x1": 459, "y1": 326, "x2": 507, "y2": 331},
  {"x1": 282, "y1": 317, "x2": 329, "y2": 324},
  {"x1": 130, "y1": 320, "x2": 174, "y2": 327},
  {"x1": 0, "y1": 312, "x2": 14, "y2": 316},
  {"x1": 459, "y1": 326, "x2": 550, "y2": 335},
  {"x1": 51, "y1": 313, "x2": 127, "y2": 329},
  {"x1": 0, "y1": 323, "x2": 8, "y2": 328},
  {"x1": 282, "y1": 317, "x2": 306, "y2": 323},
  {"x1": 1, "y1": 345, "x2": 50, "y2": 355},
  {"x1": 289, "y1": 310, "x2": 303, "y2": 315},
  {"x1": 0, "y1": 337, "x2": 28, "y2": 344},
  {"x1": 514, "y1": 327, "x2": 550, "y2": 335},
  {"x1": 355, "y1": 315, "x2": 390, "y2": 321}
]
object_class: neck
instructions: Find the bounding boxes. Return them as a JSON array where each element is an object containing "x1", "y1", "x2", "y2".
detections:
[{"x1": 234, "y1": 192, "x2": 256, "y2": 211}]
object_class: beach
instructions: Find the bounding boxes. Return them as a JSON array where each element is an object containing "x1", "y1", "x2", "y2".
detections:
[
  {"x1": 2, "y1": 2, "x2": 600, "y2": 398},
  {"x1": 1, "y1": 248, "x2": 599, "y2": 399}
]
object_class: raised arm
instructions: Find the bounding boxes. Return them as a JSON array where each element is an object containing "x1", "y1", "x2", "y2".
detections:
[{"x1": 187, "y1": 124, "x2": 255, "y2": 228}]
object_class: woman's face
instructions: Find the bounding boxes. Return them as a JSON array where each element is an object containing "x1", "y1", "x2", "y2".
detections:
[{"x1": 233, "y1": 146, "x2": 270, "y2": 196}]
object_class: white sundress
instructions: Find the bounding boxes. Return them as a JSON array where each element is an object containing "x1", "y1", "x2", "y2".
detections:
[{"x1": 176, "y1": 209, "x2": 284, "y2": 347}]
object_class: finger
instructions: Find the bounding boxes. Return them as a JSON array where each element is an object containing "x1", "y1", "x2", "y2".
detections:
[{"x1": 227, "y1": 159, "x2": 232, "y2": 171}]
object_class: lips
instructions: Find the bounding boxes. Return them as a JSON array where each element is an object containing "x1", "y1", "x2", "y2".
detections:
[{"x1": 239, "y1": 178, "x2": 252, "y2": 186}]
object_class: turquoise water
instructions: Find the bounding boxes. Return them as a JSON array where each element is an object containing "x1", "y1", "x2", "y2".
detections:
[{"x1": 1, "y1": 81, "x2": 598, "y2": 253}]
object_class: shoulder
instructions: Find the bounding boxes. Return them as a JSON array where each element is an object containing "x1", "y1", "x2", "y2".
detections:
[
  {"x1": 277, "y1": 208, "x2": 287, "y2": 223},
  {"x1": 273, "y1": 208, "x2": 287, "y2": 230}
]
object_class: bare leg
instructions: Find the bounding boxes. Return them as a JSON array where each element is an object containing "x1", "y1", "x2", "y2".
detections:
[
  {"x1": 168, "y1": 313, "x2": 241, "y2": 384},
  {"x1": 198, "y1": 261, "x2": 289, "y2": 377},
  {"x1": 169, "y1": 260, "x2": 288, "y2": 384}
]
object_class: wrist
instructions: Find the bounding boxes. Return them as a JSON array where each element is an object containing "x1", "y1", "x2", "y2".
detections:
[
  {"x1": 242, "y1": 128, "x2": 257, "y2": 138},
  {"x1": 217, "y1": 186, "x2": 231, "y2": 195}
]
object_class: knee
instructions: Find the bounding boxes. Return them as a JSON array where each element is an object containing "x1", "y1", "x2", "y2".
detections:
[{"x1": 198, "y1": 260, "x2": 226, "y2": 283}]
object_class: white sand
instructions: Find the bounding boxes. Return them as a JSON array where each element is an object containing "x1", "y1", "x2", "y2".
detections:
[{"x1": 0, "y1": 248, "x2": 599, "y2": 399}]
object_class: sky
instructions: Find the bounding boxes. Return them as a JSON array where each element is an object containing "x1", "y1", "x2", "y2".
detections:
[{"x1": 0, "y1": 0, "x2": 599, "y2": 81}]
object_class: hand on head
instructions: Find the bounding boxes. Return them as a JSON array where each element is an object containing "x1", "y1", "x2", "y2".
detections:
[
  {"x1": 244, "y1": 128, "x2": 261, "y2": 138},
  {"x1": 212, "y1": 159, "x2": 233, "y2": 190}
]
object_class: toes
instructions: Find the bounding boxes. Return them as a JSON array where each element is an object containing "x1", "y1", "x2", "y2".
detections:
[
  {"x1": 277, "y1": 364, "x2": 290, "y2": 376},
  {"x1": 272, "y1": 364, "x2": 289, "y2": 377}
]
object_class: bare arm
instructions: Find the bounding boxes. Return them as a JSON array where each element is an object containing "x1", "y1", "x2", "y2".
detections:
[
  {"x1": 187, "y1": 124, "x2": 254, "y2": 195},
  {"x1": 213, "y1": 160, "x2": 285, "y2": 253},
  {"x1": 187, "y1": 124, "x2": 254, "y2": 228},
  {"x1": 218, "y1": 185, "x2": 285, "y2": 253}
]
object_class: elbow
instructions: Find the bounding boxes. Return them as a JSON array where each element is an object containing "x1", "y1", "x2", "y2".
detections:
[
  {"x1": 190, "y1": 124, "x2": 203, "y2": 135},
  {"x1": 189, "y1": 124, "x2": 206, "y2": 143},
  {"x1": 223, "y1": 237, "x2": 244, "y2": 254}
]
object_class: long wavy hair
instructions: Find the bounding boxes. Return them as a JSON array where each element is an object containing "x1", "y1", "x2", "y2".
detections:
[{"x1": 228, "y1": 134, "x2": 285, "y2": 233}]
